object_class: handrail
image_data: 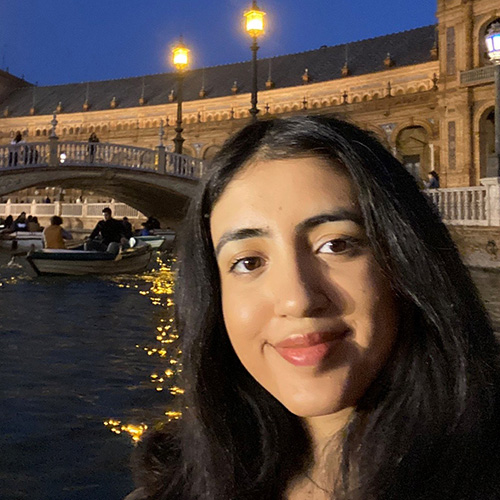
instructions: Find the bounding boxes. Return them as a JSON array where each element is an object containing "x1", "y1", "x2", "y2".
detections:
[{"x1": 0, "y1": 140, "x2": 204, "y2": 180}]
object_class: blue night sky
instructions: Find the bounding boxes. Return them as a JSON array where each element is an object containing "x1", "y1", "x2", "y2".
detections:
[{"x1": 0, "y1": 0, "x2": 437, "y2": 86}]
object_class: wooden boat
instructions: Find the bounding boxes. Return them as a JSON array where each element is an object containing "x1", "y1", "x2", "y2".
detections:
[
  {"x1": 136, "y1": 230, "x2": 176, "y2": 252},
  {"x1": 26, "y1": 243, "x2": 153, "y2": 276},
  {"x1": 0, "y1": 231, "x2": 43, "y2": 251}
]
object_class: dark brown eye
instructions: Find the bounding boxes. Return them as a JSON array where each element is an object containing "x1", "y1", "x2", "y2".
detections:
[
  {"x1": 318, "y1": 238, "x2": 359, "y2": 255},
  {"x1": 231, "y1": 256, "x2": 263, "y2": 273},
  {"x1": 327, "y1": 239, "x2": 348, "y2": 253}
]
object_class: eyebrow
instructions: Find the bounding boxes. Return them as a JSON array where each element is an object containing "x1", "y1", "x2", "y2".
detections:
[
  {"x1": 215, "y1": 227, "x2": 270, "y2": 257},
  {"x1": 214, "y1": 209, "x2": 363, "y2": 257}
]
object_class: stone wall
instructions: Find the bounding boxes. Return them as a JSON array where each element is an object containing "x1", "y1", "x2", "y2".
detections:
[{"x1": 449, "y1": 225, "x2": 500, "y2": 269}]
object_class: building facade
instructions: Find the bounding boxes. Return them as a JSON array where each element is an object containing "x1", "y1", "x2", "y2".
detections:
[{"x1": 0, "y1": 0, "x2": 498, "y2": 195}]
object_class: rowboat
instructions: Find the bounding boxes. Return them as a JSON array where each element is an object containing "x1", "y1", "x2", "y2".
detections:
[
  {"x1": 26, "y1": 243, "x2": 153, "y2": 276},
  {"x1": 0, "y1": 231, "x2": 43, "y2": 251},
  {"x1": 136, "y1": 230, "x2": 176, "y2": 252}
]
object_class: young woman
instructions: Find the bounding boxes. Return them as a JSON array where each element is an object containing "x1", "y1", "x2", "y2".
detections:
[{"x1": 130, "y1": 116, "x2": 500, "y2": 500}]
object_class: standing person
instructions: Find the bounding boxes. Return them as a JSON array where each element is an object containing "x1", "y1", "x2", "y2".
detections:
[
  {"x1": 127, "y1": 116, "x2": 500, "y2": 500},
  {"x1": 85, "y1": 207, "x2": 126, "y2": 252},
  {"x1": 43, "y1": 216, "x2": 72, "y2": 249},
  {"x1": 88, "y1": 132, "x2": 100, "y2": 163},
  {"x1": 8, "y1": 131, "x2": 23, "y2": 166},
  {"x1": 425, "y1": 170, "x2": 440, "y2": 189}
]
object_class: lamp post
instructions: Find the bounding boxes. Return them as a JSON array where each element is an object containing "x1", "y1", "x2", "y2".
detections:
[
  {"x1": 172, "y1": 38, "x2": 189, "y2": 154},
  {"x1": 244, "y1": 1, "x2": 265, "y2": 122},
  {"x1": 485, "y1": 21, "x2": 500, "y2": 175}
]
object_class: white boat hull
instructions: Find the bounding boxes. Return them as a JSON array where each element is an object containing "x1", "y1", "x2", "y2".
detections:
[{"x1": 27, "y1": 245, "x2": 153, "y2": 276}]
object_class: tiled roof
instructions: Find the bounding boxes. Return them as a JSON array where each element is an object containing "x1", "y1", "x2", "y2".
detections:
[{"x1": 0, "y1": 25, "x2": 436, "y2": 118}]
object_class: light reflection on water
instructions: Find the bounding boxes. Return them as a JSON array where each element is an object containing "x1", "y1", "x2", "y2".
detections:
[
  {"x1": 0, "y1": 253, "x2": 181, "y2": 500},
  {"x1": 0, "y1": 254, "x2": 499, "y2": 500}
]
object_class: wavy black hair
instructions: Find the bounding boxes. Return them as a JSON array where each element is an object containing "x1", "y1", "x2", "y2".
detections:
[{"x1": 134, "y1": 115, "x2": 500, "y2": 500}]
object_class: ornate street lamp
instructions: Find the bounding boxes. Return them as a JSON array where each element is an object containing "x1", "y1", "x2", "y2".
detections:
[
  {"x1": 485, "y1": 21, "x2": 500, "y2": 175},
  {"x1": 172, "y1": 37, "x2": 190, "y2": 154},
  {"x1": 244, "y1": 1, "x2": 266, "y2": 122}
]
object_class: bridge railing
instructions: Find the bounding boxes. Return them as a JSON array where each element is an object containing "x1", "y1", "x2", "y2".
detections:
[
  {"x1": 0, "y1": 142, "x2": 50, "y2": 168},
  {"x1": 58, "y1": 142, "x2": 158, "y2": 171},
  {"x1": 0, "y1": 139, "x2": 205, "y2": 180},
  {"x1": 0, "y1": 200, "x2": 144, "y2": 221}
]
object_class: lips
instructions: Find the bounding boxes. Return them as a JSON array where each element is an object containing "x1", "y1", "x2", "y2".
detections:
[{"x1": 273, "y1": 330, "x2": 348, "y2": 366}]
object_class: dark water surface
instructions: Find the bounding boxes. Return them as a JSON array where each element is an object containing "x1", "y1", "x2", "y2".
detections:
[
  {"x1": 1, "y1": 254, "x2": 500, "y2": 500},
  {"x1": 0, "y1": 253, "x2": 180, "y2": 500}
]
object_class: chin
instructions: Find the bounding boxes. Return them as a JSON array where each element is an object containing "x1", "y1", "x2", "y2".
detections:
[{"x1": 281, "y1": 393, "x2": 348, "y2": 418}]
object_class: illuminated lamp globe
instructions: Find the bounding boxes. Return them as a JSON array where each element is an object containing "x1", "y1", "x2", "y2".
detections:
[
  {"x1": 244, "y1": 1, "x2": 265, "y2": 38},
  {"x1": 485, "y1": 21, "x2": 500, "y2": 64},
  {"x1": 172, "y1": 39, "x2": 189, "y2": 71}
]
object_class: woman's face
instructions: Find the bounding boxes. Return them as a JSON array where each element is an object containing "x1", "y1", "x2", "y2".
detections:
[{"x1": 210, "y1": 156, "x2": 398, "y2": 417}]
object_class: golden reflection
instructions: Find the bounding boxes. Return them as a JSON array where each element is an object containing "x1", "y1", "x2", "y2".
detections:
[{"x1": 105, "y1": 255, "x2": 184, "y2": 443}]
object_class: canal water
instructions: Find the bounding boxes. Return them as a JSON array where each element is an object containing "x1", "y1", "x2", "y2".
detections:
[
  {"x1": 0, "y1": 252, "x2": 181, "y2": 500},
  {"x1": 1, "y1": 253, "x2": 500, "y2": 500}
]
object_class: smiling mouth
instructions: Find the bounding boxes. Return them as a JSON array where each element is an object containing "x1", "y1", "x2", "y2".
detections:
[{"x1": 273, "y1": 330, "x2": 349, "y2": 367}]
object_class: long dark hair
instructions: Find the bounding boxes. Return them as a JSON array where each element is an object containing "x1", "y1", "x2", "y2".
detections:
[{"x1": 135, "y1": 116, "x2": 500, "y2": 500}]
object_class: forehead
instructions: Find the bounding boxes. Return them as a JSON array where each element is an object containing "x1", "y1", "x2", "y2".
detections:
[{"x1": 211, "y1": 156, "x2": 359, "y2": 236}]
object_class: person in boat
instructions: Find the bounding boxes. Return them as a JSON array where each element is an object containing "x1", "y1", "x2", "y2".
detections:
[
  {"x1": 0, "y1": 215, "x2": 14, "y2": 234},
  {"x1": 127, "y1": 116, "x2": 500, "y2": 500},
  {"x1": 27, "y1": 216, "x2": 41, "y2": 232},
  {"x1": 43, "y1": 215, "x2": 73, "y2": 249},
  {"x1": 122, "y1": 217, "x2": 134, "y2": 239},
  {"x1": 85, "y1": 207, "x2": 127, "y2": 252},
  {"x1": 14, "y1": 212, "x2": 28, "y2": 231},
  {"x1": 143, "y1": 215, "x2": 161, "y2": 232}
]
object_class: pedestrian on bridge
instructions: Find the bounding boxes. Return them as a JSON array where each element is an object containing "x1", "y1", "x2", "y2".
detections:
[{"x1": 88, "y1": 132, "x2": 99, "y2": 163}]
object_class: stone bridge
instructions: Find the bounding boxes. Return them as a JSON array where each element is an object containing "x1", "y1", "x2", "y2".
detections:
[{"x1": 0, "y1": 138, "x2": 204, "y2": 225}]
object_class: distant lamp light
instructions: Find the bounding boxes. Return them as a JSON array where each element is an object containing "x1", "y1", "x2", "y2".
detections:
[
  {"x1": 172, "y1": 39, "x2": 189, "y2": 71},
  {"x1": 485, "y1": 21, "x2": 500, "y2": 63},
  {"x1": 244, "y1": 1, "x2": 265, "y2": 37},
  {"x1": 59, "y1": 152, "x2": 67, "y2": 164}
]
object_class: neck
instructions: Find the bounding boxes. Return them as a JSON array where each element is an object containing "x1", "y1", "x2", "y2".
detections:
[{"x1": 301, "y1": 406, "x2": 354, "y2": 490}]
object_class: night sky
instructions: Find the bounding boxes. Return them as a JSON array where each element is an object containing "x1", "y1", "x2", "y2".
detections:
[{"x1": 0, "y1": 0, "x2": 437, "y2": 86}]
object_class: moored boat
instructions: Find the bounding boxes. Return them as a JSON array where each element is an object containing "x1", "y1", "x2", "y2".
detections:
[
  {"x1": 0, "y1": 231, "x2": 44, "y2": 251},
  {"x1": 26, "y1": 243, "x2": 153, "y2": 276},
  {"x1": 136, "y1": 230, "x2": 176, "y2": 252}
]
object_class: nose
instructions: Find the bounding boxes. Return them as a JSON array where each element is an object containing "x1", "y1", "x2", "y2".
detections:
[{"x1": 272, "y1": 253, "x2": 331, "y2": 318}]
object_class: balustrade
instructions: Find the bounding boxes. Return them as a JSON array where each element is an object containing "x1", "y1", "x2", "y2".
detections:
[
  {"x1": 427, "y1": 186, "x2": 488, "y2": 225},
  {"x1": 0, "y1": 139, "x2": 204, "y2": 180}
]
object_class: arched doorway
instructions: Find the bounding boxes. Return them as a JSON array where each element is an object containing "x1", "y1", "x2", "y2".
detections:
[
  {"x1": 395, "y1": 126, "x2": 430, "y2": 182},
  {"x1": 479, "y1": 107, "x2": 496, "y2": 178},
  {"x1": 203, "y1": 145, "x2": 220, "y2": 162}
]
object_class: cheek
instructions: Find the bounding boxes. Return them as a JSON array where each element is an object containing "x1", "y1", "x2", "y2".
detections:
[{"x1": 221, "y1": 282, "x2": 269, "y2": 350}]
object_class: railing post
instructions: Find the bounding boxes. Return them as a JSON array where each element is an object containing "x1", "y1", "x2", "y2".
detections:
[
  {"x1": 49, "y1": 136, "x2": 59, "y2": 167},
  {"x1": 480, "y1": 177, "x2": 500, "y2": 226},
  {"x1": 31, "y1": 199, "x2": 37, "y2": 217},
  {"x1": 157, "y1": 145, "x2": 166, "y2": 174},
  {"x1": 6, "y1": 198, "x2": 11, "y2": 216},
  {"x1": 54, "y1": 201, "x2": 62, "y2": 217}
]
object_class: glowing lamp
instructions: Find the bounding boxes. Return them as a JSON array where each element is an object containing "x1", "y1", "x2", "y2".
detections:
[
  {"x1": 172, "y1": 40, "x2": 189, "y2": 70},
  {"x1": 485, "y1": 21, "x2": 500, "y2": 64},
  {"x1": 244, "y1": 1, "x2": 265, "y2": 38}
]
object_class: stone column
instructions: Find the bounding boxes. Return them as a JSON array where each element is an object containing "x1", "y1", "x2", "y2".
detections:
[
  {"x1": 156, "y1": 145, "x2": 166, "y2": 174},
  {"x1": 480, "y1": 177, "x2": 500, "y2": 226}
]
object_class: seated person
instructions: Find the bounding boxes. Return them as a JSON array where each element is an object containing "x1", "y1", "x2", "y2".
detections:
[
  {"x1": 122, "y1": 217, "x2": 133, "y2": 239},
  {"x1": 43, "y1": 216, "x2": 73, "y2": 249},
  {"x1": 85, "y1": 207, "x2": 126, "y2": 252},
  {"x1": 27, "y1": 216, "x2": 41, "y2": 232}
]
